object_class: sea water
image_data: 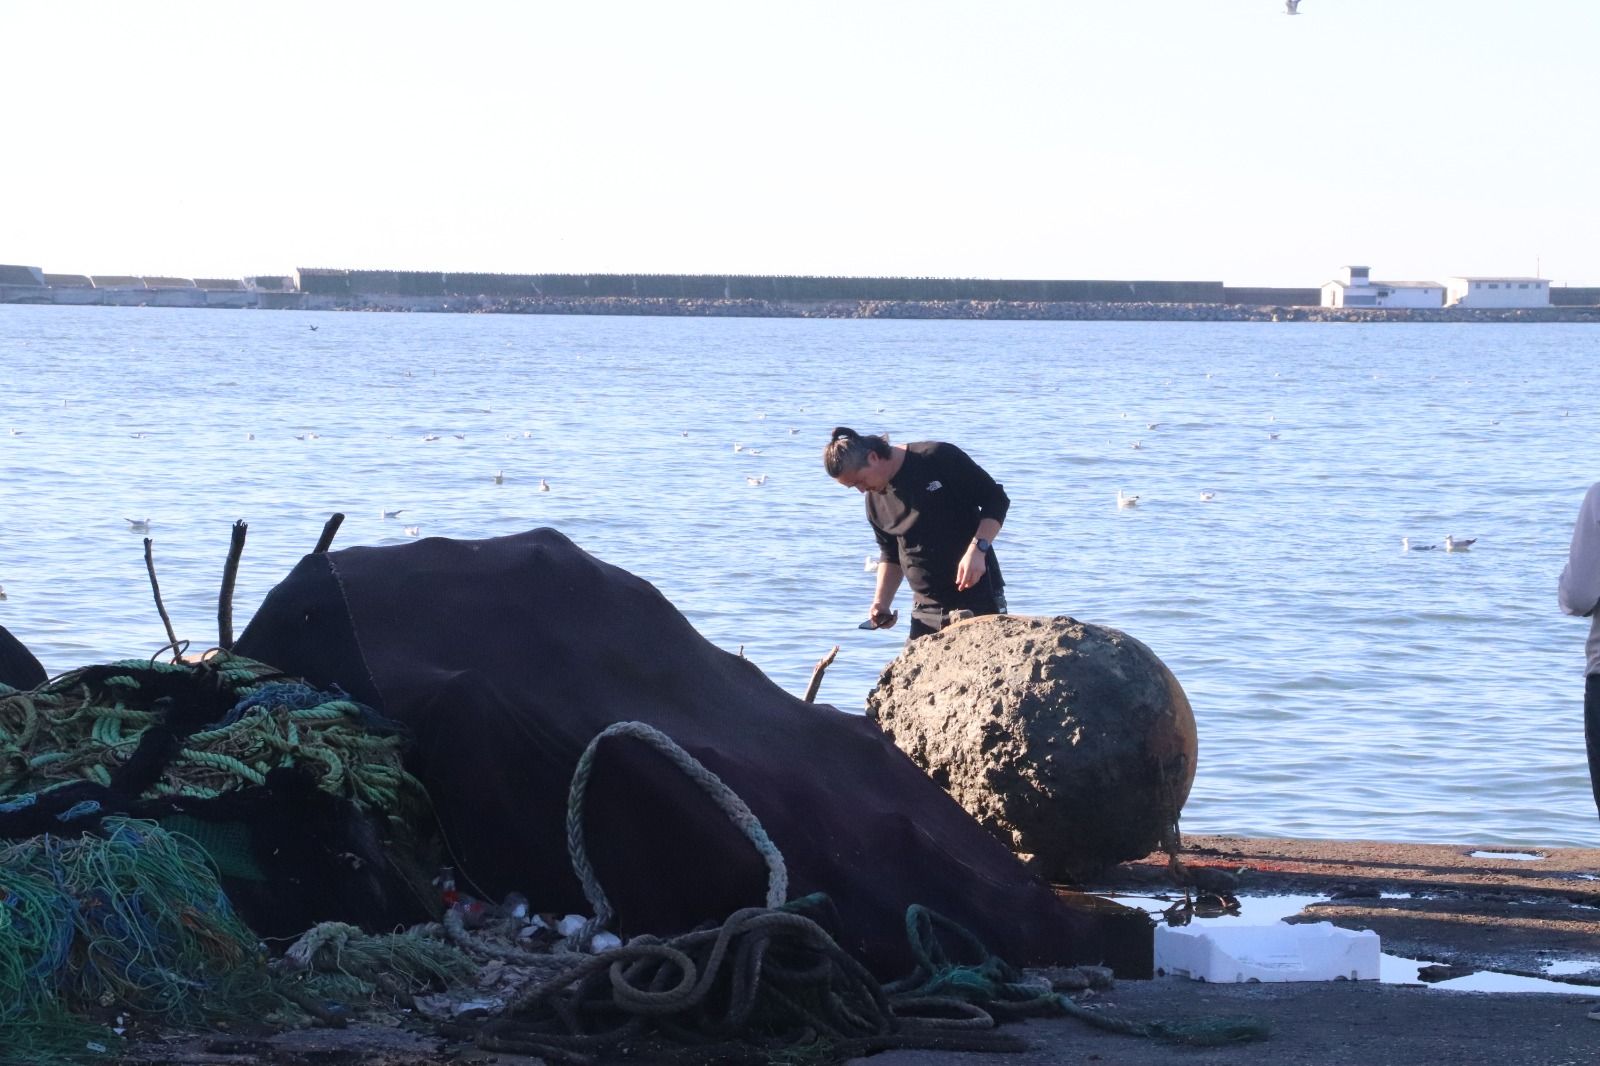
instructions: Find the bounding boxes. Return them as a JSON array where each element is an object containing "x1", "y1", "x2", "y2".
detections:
[{"x1": 1, "y1": 304, "x2": 1597, "y2": 847}]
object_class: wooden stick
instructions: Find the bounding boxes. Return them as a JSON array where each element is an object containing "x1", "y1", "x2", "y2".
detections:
[
  {"x1": 142, "y1": 537, "x2": 181, "y2": 651},
  {"x1": 313, "y1": 512, "x2": 345, "y2": 554},
  {"x1": 802, "y1": 645, "x2": 840, "y2": 703},
  {"x1": 218, "y1": 519, "x2": 248, "y2": 649}
]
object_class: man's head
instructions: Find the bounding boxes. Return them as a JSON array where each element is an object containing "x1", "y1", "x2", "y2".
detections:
[{"x1": 824, "y1": 427, "x2": 895, "y2": 493}]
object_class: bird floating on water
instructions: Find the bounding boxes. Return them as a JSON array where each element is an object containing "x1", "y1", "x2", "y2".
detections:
[
  {"x1": 422, "y1": 433, "x2": 440, "y2": 442},
  {"x1": 539, "y1": 478, "x2": 551, "y2": 492},
  {"x1": 1402, "y1": 537, "x2": 1438, "y2": 552},
  {"x1": 1130, "y1": 440, "x2": 1143, "y2": 450},
  {"x1": 732, "y1": 443, "x2": 743, "y2": 452},
  {"x1": 1444, "y1": 535, "x2": 1477, "y2": 552},
  {"x1": 381, "y1": 508, "x2": 404, "y2": 519},
  {"x1": 1117, "y1": 491, "x2": 1140, "y2": 509},
  {"x1": 125, "y1": 517, "x2": 151, "y2": 533},
  {"x1": 746, "y1": 474, "x2": 768, "y2": 486},
  {"x1": 403, "y1": 525, "x2": 421, "y2": 537},
  {"x1": 493, "y1": 470, "x2": 504, "y2": 484},
  {"x1": 1199, "y1": 491, "x2": 1216, "y2": 502},
  {"x1": 0, "y1": 584, "x2": 7, "y2": 601}
]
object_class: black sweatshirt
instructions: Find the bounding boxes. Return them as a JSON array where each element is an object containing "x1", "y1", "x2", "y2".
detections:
[{"x1": 866, "y1": 441, "x2": 1009, "y2": 610}]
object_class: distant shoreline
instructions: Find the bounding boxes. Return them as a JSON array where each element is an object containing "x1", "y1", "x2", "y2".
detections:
[{"x1": 6, "y1": 288, "x2": 1600, "y2": 322}]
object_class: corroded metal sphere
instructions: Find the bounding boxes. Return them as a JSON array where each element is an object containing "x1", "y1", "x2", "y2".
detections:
[{"x1": 866, "y1": 615, "x2": 1198, "y2": 881}]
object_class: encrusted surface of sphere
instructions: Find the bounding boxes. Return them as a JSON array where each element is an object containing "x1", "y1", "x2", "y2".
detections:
[{"x1": 866, "y1": 615, "x2": 1197, "y2": 880}]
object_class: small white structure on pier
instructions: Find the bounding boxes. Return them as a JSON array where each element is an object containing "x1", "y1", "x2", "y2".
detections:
[
  {"x1": 1444, "y1": 277, "x2": 1550, "y2": 308},
  {"x1": 1321, "y1": 266, "x2": 1445, "y2": 309}
]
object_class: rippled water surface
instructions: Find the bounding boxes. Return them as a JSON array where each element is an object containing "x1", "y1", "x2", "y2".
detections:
[{"x1": 3, "y1": 305, "x2": 1597, "y2": 847}]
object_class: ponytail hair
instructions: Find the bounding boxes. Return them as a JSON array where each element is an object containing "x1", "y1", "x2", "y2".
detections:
[{"x1": 823, "y1": 426, "x2": 891, "y2": 477}]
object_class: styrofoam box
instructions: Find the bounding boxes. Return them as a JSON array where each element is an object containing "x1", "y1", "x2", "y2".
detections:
[{"x1": 1154, "y1": 921, "x2": 1380, "y2": 983}]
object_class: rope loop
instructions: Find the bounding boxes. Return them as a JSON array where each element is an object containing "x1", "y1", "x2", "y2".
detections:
[{"x1": 564, "y1": 721, "x2": 787, "y2": 945}]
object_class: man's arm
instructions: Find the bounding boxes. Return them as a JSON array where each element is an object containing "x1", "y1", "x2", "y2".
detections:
[
  {"x1": 957, "y1": 517, "x2": 1002, "y2": 591},
  {"x1": 871, "y1": 562, "x2": 904, "y2": 627},
  {"x1": 938, "y1": 443, "x2": 1008, "y2": 592},
  {"x1": 1560, "y1": 482, "x2": 1600, "y2": 617}
]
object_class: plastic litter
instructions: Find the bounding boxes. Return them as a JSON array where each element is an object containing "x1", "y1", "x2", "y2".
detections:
[{"x1": 1155, "y1": 921, "x2": 1380, "y2": 983}]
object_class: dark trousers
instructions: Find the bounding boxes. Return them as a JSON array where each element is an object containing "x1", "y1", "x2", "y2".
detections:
[
  {"x1": 907, "y1": 588, "x2": 1007, "y2": 641},
  {"x1": 1587, "y1": 674, "x2": 1600, "y2": 819}
]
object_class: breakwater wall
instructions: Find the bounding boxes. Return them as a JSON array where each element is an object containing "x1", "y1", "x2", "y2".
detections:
[
  {"x1": 4, "y1": 265, "x2": 1598, "y2": 320},
  {"x1": 9, "y1": 284, "x2": 1600, "y2": 322}
]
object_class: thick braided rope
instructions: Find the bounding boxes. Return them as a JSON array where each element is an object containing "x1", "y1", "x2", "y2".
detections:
[{"x1": 564, "y1": 721, "x2": 787, "y2": 946}]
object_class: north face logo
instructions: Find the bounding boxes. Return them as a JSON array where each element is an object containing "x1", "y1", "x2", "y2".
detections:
[{"x1": 926, "y1": 480, "x2": 942, "y2": 491}]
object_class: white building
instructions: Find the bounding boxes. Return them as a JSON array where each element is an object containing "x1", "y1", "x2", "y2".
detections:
[
  {"x1": 1444, "y1": 276, "x2": 1550, "y2": 308},
  {"x1": 1321, "y1": 266, "x2": 1445, "y2": 308}
]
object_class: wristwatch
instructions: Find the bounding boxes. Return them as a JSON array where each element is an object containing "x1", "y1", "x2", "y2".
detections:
[{"x1": 974, "y1": 537, "x2": 991, "y2": 552}]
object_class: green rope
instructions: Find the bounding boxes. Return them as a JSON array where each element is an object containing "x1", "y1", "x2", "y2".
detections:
[{"x1": 0, "y1": 655, "x2": 429, "y2": 818}]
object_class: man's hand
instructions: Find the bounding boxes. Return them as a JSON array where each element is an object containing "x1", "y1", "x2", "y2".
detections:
[
  {"x1": 868, "y1": 602, "x2": 898, "y2": 629},
  {"x1": 956, "y1": 545, "x2": 988, "y2": 591}
]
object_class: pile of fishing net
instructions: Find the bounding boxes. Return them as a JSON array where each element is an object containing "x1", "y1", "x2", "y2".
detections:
[
  {"x1": 0, "y1": 655, "x2": 437, "y2": 939},
  {"x1": 0, "y1": 654, "x2": 448, "y2": 1061}
]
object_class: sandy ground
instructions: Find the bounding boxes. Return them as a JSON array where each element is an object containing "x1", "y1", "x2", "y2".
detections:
[{"x1": 106, "y1": 836, "x2": 1600, "y2": 1065}]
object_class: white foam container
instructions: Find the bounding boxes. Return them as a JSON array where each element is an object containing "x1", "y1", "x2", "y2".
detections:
[{"x1": 1154, "y1": 921, "x2": 1380, "y2": 983}]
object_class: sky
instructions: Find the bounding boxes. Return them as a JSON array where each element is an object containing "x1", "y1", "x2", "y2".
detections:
[{"x1": 3, "y1": 0, "x2": 1598, "y2": 287}]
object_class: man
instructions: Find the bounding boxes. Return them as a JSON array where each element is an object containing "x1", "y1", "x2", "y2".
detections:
[
  {"x1": 824, "y1": 426, "x2": 1009, "y2": 640},
  {"x1": 1559, "y1": 480, "x2": 1600, "y2": 819}
]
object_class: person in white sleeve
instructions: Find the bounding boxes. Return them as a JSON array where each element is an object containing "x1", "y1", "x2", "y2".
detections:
[{"x1": 1558, "y1": 480, "x2": 1600, "y2": 819}]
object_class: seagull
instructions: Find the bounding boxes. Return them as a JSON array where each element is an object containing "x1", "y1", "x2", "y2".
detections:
[
  {"x1": 1199, "y1": 491, "x2": 1216, "y2": 502},
  {"x1": 788, "y1": 427, "x2": 799, "y2": 434},
  {"x1": 245, "y1": 432, "x2": 255, "y2": 441},
  {"x1": 1130, "y1": 440, "x2": 1143, "y2": 450},
  {"x1": 745, "y1": 448, "x2": 763, "y2": 456},
  {"x1": 493, "y1": 470, "x2": 504, "y2": 484},
  {"x1": 539, "y1": 478, "x2": 551, "y2": 492},
  {"x1": 1444, "y1": 535, "x2": 1477, "y2": 552},
  {"x1": 1268, "y1": 432, "x2": 1281, "y2": 440},
  {"x1": 422, "y1": 433, "x2": 440, "y2": 442},
  {"x1": 864, "y1": 555, "x2": 878, "y2": 571},
  {"x1": 1117, "y1": 491, "x2": 1140, "y2": 509},
  {"x1": 403, "y1": 524, "x2": 421, "y2": 537},
  {"x1": 1402, "y1": 537, "x2": 1438, "y2": 552},
  {"x1": 1147, "y1": 422, "x2": 1165, "y2": 430},
  {"x1": 0, "y1": 584, "x2": 7, "y2": 601},
  {"x1": 381, "y1": 508, "x2": 404, "y2": 519},
  {"x1": 125, "y1": 517, "x2": 151, "y2": 533},
  {"x1": 453, "y1": 433, "x2": 465, "y2": 439},
  {"x1": 746, "y1": 474, "x2": 768, "y2": 486},
  {"x1": 308, "y1": 324, "x2": 319, "y2": 331},
  {"x1": 732, "y1": 443, "x2": 744, "y2": 452}
]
